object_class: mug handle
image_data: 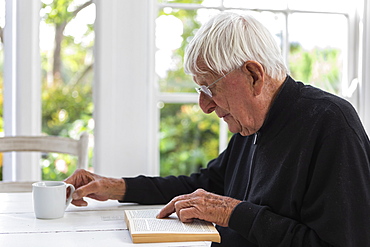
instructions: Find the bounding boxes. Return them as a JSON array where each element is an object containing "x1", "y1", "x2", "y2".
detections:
[{"x1": 65, "y1": 184, "x2": 76, "y2": 209}]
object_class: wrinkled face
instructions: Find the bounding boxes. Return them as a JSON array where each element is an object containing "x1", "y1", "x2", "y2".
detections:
[{"x1": 193, "y1": 62, "x2": 268, "y2": 136}]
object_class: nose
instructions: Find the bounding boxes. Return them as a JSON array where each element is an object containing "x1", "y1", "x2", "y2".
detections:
[{"x1": 199, "y1": 93, "x2": 217, "y2": 114}]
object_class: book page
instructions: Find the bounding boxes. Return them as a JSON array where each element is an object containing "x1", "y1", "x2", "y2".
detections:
[{"x1": 126, "y1": 209, "x2": 218, "y2": 234}]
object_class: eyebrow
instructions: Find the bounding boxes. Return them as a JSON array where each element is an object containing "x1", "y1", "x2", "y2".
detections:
[{"x1": 193, "y1": 76, "x2": 205, "y2": 86}]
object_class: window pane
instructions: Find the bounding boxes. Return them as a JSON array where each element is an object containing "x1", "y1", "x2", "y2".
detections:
[
  {"x1": 156, "y1": 8, "x2": 220, "y2": 92},
  {"x1": 40, "y1": 0, "x2": 95, "y2": 179},
  {"x1": 160, "y1": 103, "x2": 219, "y2": 176},
  {"x1": 224, "y1": 0, "x2": 288, "y2": 10},
  {"x1": 242, "y1": 11, "x2": 286, "y2": 51},
  {"x1": 288, "y1": 13, "x2": 347, "y2": 95}
]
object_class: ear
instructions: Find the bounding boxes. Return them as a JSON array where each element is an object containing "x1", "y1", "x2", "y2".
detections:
[{"x1": 241, "y1": 61, "x2": 265, "y2": 96}]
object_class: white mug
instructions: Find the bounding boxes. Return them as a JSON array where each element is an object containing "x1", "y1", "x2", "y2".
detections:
[{"x1": 32, "y1": 181, "x2": 75, "y2": 219}]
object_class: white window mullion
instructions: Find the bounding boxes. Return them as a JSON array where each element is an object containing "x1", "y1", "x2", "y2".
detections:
[
  {"x1": 3, "y1": 0, "x2": 41, "y2": 181},
  {"x1": 94, "y1": 0, "x2": 156, "y2": 177},
  {"x1": 359, "y1": 0, "x2": 370, "y2": 133}
]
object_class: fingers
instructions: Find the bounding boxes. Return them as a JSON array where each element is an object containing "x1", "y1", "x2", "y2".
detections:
[
  {"x1": 174, "y1": 198, "x2": 203, "y2": 222},
  {"x1": 177, "y1": 207, "x2": 197, "y2": 223},
  {"x1": 72, "y1": 181, "x2": 99, "y2": 200},
  {"x1": 157, "y1": 189, "x2": 205, "y2": 219},
  {"x1": 64, "y1": 175, "x2": 75, "y2": 187},
  {"x1": 65, "y1": 169, "x2": 94, "y2": 193},
  {"x1": 71, "y1": 198, "x2": 88, "y2": 207},
  {"x1": 158, "y1": 189, "x2": 241, "y2": 227},
  {"x1": 157, "y1": 199, "x2": 177, "y2": 219}
]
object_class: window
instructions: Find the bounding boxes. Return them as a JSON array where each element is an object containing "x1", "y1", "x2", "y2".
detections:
[
  {"x1": 0, "y1": 0, "x2": 95, "y2": 181},
  {"x1": 156, "y1": 0, "x2": 360, "y2": 176}
]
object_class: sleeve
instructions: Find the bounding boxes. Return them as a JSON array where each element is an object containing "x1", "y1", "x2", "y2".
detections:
[
  {"x1": 121, "y1": 135, "x2": 241, "y2": 205},
  {"x1": 228, "y1": 126, "x2": 370, "y2": 246},
  {"x1": 121, "y1": 145, "x2": 233, "y2": 205}
]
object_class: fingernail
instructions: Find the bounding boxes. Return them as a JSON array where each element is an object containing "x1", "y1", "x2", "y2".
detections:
[{"x1": 72, "y1": 193, "x2": 79, "y2": 200}]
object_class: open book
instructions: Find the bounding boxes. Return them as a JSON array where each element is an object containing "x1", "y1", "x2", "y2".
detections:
[{"x1": 124, "y1": 209, "x2": 221, "y2": 244}]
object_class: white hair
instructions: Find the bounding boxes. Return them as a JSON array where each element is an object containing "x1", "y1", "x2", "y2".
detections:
[{"x1": 184, "y1": 12, "x2": 288, "y2": 81}]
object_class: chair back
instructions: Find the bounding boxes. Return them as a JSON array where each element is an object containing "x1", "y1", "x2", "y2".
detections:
[{"x1": 0, "y1": 132, "x2": 89, "y2": 192}]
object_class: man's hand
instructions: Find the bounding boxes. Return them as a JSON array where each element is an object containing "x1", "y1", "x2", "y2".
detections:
[
  {"x1": 64, "y1": 169, "x2": 126, "y2": 207},
  {"x1": 157, "y1": 189, "x2": 241, "y2": 227}
]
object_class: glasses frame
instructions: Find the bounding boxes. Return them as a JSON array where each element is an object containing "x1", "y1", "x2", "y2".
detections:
[{"x1": 195, "y1": 69, "x2": 235, "y2": 98}]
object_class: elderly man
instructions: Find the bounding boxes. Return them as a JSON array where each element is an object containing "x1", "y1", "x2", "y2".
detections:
[{"x1": 66, "y1": 12, "x2": 370, "y2": 246}]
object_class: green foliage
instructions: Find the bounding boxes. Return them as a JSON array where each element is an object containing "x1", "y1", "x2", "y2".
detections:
[
  {"x1": 42, "y1": 0, "x2": 79, "y2": 25},
  {"x1": 42, "y1": 82, "x2": 93, "y2": 136},
  {"x1": 41, "y1": 153, "x2": 78, "y2": 180},
  {"x1": 40, "y1": 82, "x2": 93, "y2": 180},
  {"x1": 61, "y1": 36, "x2": 94, "y2": 82},
  {"x1": 160, "y1": 104, "x2": 220, "y2": 176},
  {"x1": 289, "y1": 42, "x2": 341, "y2": 94}
]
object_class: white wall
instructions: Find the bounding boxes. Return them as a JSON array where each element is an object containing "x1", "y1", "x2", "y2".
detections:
[{"x1": 93, "y1": 0, "x2": 158, "y2": 177}]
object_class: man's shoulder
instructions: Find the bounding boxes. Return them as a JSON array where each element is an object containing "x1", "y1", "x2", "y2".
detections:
[
  {"x1": 294, "y1": 82, "x2": 355, "y2": 118},
  {"x1": 295, "y1": 83, "x2": 367, "y2": 139}
]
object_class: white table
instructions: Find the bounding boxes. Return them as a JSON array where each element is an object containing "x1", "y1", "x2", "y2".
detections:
[{"x1": 0, "y1": 193, "x2": 211, "y2": 247}]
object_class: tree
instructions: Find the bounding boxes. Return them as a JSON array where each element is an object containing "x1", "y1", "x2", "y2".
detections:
[
  {"x1": 40, "y1": 0, "x2": 95, "y2": 179},
  {"x1": 42, "y1": 0, "x2": 93, "y2": 84}
]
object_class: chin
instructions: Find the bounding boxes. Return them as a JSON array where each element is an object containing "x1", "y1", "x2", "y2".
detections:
[
  {"x1": 227, "y1": 126, "x2": 241, "y2": 135},
  {"x1": 239, "y1": 128, "x2": 256, "y2": 136}
]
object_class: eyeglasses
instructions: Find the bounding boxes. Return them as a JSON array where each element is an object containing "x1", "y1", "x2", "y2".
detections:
[{"x1": 195, "y1": 69, "x2": 235, "y2": 98}]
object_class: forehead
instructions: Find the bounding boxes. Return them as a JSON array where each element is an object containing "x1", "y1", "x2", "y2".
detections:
[
  {"x1": 193, "y1": 72, "x2": 217, "y2": 86},
  {"x1": 193, "y1": 62, "x2": 219, "y2": 83}
]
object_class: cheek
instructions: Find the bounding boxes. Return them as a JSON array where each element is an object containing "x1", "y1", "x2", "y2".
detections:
[{"x1": 229, "y1": 102, "x2": 256, "y2": 127}]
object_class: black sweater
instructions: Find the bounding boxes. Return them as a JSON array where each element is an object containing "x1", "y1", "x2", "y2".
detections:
[{"x1": 123, "y1": 76, "x2": 370, "y2": 246}]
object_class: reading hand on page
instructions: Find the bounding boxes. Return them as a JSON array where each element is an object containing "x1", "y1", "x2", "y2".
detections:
[
  {"x1": 64, "y1": 169, "x2": 126, "y2": 207},
  {"x1": 157, "y1": 189, "x2": 241, "y2": 227}
]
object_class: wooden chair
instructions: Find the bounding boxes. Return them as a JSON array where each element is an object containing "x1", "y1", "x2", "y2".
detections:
[{"x1": 0, "y1": 132, "x2": 89, "y2": 192}]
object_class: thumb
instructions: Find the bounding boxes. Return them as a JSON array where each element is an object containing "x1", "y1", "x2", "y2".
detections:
[{"x1": 72, "y1": 181, "x2": 99, "y2": 200}]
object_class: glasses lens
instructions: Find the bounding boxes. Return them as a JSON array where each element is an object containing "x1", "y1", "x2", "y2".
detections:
[
  {"x1": 201, "y1": 86, "x2": 212, "y2": 97},
  {"x1": 195, "y1": 86, "x2": 212, "y2": 97}
]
